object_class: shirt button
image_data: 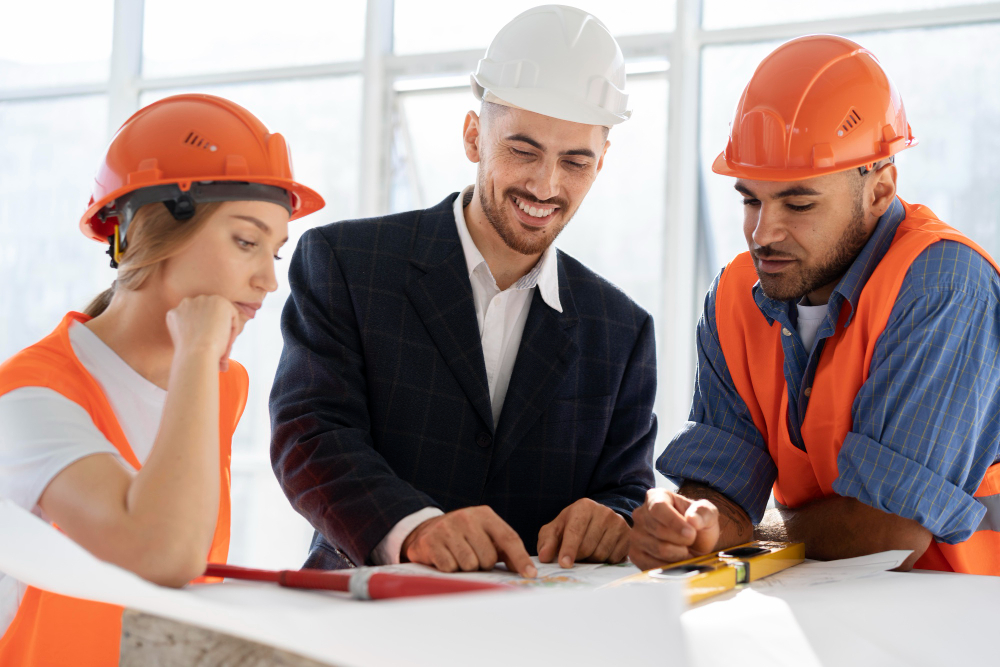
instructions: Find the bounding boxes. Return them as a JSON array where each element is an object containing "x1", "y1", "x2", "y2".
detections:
[
  {"x1": 804, "y1": 387, "x2": 812, "y2": 397},
  {"x1": 476, "y1": 433, "x2": 493, "y2": 448},
  {"x1": 782, "y1": 328, "x2": 792, "y2": 337}
]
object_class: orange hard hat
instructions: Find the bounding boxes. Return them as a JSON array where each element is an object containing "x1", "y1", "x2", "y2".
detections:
[
  {"x1": 712, "y1": 34, "x2": 917, "y2": 181},
  {"x1": 80, "y1": 94, "x2": 325, "y2": 265}
]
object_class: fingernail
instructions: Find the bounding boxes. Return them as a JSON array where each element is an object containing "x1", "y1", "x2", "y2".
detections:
[
  {"x1": 526, "y1": 565, "x2": 538, "y2": 578},
  {"x1": 560, "y1": 556, "x2": 572, "y2": 568},
  {"x1": 681, "y1": 525, "x2": 696, "y2": 539}
]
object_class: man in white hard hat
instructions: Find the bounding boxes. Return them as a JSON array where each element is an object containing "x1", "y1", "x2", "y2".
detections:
[{"x1": 271, "y1": 5, "x2": 656, "y2": 576}]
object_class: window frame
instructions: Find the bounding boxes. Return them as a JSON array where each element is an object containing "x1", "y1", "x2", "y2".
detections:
[{"x1": 3, "y1": 0, "x2": 1000, "y2": 548}]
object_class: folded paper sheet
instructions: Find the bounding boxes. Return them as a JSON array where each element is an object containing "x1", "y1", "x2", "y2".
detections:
[{"x1": 0, "y1": 500, "x2": 687, "y2": 666}]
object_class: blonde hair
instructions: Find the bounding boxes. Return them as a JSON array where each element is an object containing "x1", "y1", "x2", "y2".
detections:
[{"x1": 83, "y1": 201, "x2": 224, "y2": 317}]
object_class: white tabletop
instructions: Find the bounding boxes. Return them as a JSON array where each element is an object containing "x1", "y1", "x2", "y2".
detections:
[{"x1": 1, "y1": 500, "x2": 996, "y2": 667}]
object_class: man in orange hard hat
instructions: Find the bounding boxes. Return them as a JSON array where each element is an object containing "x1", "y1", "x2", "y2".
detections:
[{"x1": 633, "y1": 35, "x2": 1000, "y2": 575}]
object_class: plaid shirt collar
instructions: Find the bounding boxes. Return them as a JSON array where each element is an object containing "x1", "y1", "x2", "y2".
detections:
[{"x1": 752, "y1": 197, "x2": 907, "y2": 328}]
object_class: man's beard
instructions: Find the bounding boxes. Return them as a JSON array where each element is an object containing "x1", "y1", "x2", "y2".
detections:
[
  {"x1": 477, "y1": 167, "x2": 571, "y2": 256},
  {"x1": 755, "y1": 197, "x2": 869, "y2": 302}
]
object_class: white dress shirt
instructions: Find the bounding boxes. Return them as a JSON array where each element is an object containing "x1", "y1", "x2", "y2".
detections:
[{"x1": 371, "y1": 185, "x2": 563, "y2": 564}]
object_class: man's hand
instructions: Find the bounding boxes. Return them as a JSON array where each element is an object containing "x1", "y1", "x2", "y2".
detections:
[
  {"x1": 401, "y1": 506, "x2": 537, "y2": 577},
  {"x1": 537, "y1": 498, "x2": 630, "y2": 568},
  {"x1": 629, "y1": 488, "x2": 721, "y2": 571}
]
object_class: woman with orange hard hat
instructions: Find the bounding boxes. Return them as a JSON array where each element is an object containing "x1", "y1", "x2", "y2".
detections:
[{"x1": 0, "y1": 94, "x2": 324, "y2": 665}]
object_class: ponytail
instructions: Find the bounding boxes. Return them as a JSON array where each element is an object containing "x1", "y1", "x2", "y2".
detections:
[{"x1": 84, "y1": 282, "x2": 116, "y2": 318}]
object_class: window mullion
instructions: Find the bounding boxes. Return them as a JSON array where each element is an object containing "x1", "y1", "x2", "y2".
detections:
[{"x1": 106, "y1": 0, "x2": 145, "y2": 139}]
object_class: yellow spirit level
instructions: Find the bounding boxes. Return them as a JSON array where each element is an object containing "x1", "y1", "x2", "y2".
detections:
[{"x1": 611, "y1": 541, "x2": 805, "y2": 604}]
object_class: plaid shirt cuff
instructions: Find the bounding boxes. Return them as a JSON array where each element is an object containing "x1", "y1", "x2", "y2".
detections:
[
  {"x1": 655, "y1": 421, "x2": 777, "y2": 524},
  {"x1": 834, "y1": 431, "x2": 987, "y2": 544}
]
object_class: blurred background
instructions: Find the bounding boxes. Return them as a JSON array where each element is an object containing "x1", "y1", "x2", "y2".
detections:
[{"x1": 2, "y1": 0, "x2": 999, "y2": 568}]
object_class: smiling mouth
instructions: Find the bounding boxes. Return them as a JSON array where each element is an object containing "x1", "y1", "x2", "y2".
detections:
[{"x1": 510, "y1": 195, "x2": 559, "y2": 226}]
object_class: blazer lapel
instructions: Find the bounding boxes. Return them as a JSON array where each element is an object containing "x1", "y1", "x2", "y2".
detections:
[
  {"x1": 405, "y1": 196, "x2": 495, "y2": 431},
  {"x1": 489, "y1": 254, "x2": 580, "y2": 481}
]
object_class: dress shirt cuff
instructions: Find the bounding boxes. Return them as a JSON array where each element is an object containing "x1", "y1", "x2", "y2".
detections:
[
  {"x1": 371, "y1": 507, "x2": 445, "y2": 565},
  {"x1": 833, "y1": 432, "x2": 986, "y2": 544},
  {"x1": 655, "y1": 421, "x2": 777, "y2": 524},
  {"x1": 589, "y1": 492, "x2": 643, "y2": 527}
]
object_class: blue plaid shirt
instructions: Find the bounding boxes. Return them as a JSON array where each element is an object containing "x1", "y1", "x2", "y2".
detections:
[{"x1": 658, "y1": 198, "x2": 1000, "y2": 544}]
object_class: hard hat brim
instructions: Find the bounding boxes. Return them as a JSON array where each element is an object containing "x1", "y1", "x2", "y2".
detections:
[
  {"x1": 474, "y1": 80, "x2": 630, "y2": 128},
  {"x1": 711, "y1": 140, "x2": 917, "y2": 182}
]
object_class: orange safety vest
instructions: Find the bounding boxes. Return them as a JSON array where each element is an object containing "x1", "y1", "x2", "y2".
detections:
[
  {"x1": 0, "y1": 312, "x2": 248, "y2": 666},
  {"x1": 715, "y1": 200, "x2": 1000, "y2": 575}
]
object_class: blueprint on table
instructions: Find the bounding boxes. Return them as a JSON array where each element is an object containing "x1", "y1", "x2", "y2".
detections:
[{"x1": 377, "y1": 556, "x2": 641, "y2": 588}]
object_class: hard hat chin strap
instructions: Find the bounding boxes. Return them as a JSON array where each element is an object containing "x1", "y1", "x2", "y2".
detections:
[{"x1": 858, "y1": 155, "x2": 895, "y2": 176}]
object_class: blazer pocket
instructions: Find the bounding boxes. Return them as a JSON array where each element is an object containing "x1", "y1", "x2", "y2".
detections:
[{"x1": 543, "y1": 395, "x2": 615, "y2": 424}]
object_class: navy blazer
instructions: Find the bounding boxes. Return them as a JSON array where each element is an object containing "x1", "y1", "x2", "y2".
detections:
[{"x1": 270, "y1": 194, "x2": 657, "y2": 568}]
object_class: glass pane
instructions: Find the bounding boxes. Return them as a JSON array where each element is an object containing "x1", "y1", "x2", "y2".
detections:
[
  {"x1": 390, "y1": 89, "x2": 478, "y2": 212},
  {"x1": 700, "y1": 41, "x2": 780, "y2": 271},
  {"x1": 557, "y1": 76, "x2": 668, "y2": 345},
  {"x1": 394, "y1": 0, "x2": 674, "y2": 54},
  {"x1": 390, "y1": 74, "x2": 669, "y2": 464},
  {"x1": 142, "y1": 0, "x2": 366, "y2": 78},
  {"x1": 0, "y1": 96, "x2": 113, "y2": 359},
  {"x1": 700, "y1": 23, "x2": 1000, "y2": 278},
  {"x1": 141, "y1": 77, "x2": 362, "y2": 567},
  {"x1": 703, "y1": 0, "x2": 996, "y2": 30},
  {"x1": 0, "y1": 1, "x2": 112, "y2": 90}
]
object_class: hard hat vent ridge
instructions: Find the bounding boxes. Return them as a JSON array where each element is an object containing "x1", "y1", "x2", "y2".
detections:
[
  {"x1": 838, "y1": 108, "x2": 863, "y2": 138},
  {"x1": 712, "y1": 35, "x2": 916, "y2": 180},
  {"x1": 183, "y1": 131, "x2": 218, "y2": 152},
  {"x1": 80, "y1": 93, "x2": 325, "y2": 244},
  {"x1": 470, "y1": 4, "x2": 630, "y2": 126}
]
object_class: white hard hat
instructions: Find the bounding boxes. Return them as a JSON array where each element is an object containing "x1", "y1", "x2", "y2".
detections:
[{"x1": 471, "y1": 5, "x2": 631, "y2": 127}]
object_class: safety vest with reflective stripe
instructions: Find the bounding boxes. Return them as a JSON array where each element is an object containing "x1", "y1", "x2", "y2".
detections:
[
  {"x1": 0, "y1": 312, "x2": 247, "y2": 666},
  {"x1": 715, "y1": 200, "x2": 1000, "y2": 575}
]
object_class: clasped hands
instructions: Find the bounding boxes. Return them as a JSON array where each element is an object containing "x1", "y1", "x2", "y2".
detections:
[{"x1": 400, "y1": 498, "x2": 630, "y2": 577}]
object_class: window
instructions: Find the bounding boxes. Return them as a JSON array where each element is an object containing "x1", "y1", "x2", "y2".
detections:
[
  {"x1": 0, "y1": 96, "x2": 112, "y2": 354},
  {"x1": 142, "y1": 0, "x2": 366, "y2": 77},
  {"x1": 702, "y1": 0, "x2": 996, "y2": 29},
  {"x1": 0, "y1": 1, "x2": 113, "y2": 90},
  {"x1": 3, "y1": 0, "x2": 1000, "y2": 569},
  {"x1": 393, "y1": 0, "x2": 674, "y2": 54}
]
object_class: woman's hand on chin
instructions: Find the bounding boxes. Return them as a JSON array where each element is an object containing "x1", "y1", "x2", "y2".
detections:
[{"x1": 165, "y1": 295, "x2": 241, "y2": 372}]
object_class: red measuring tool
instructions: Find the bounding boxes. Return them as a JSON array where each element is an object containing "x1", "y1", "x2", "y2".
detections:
[{"x1": 204, "y1": 563, "x2": 512, "y2": 600}]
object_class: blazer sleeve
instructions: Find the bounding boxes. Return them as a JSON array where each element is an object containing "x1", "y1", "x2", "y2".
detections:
[
  {"x1": 269, "y1": 227, "x2": 441, "y2": 566},
  {"x1": 587, "y1": 311, "x2": 657, "y2": 522}
]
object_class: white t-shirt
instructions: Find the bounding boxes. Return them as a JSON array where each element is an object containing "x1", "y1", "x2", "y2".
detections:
[
  {"x1": 0, "y1": 320, "x2": 166, "y2": 635},
  {"x1": 795, "y1": 299, "x2": 828, "y2": 352}
]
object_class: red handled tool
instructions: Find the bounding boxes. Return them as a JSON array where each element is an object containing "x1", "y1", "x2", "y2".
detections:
[{"x1": 203, "y1": 563, "x2": 511, "y2": 600}]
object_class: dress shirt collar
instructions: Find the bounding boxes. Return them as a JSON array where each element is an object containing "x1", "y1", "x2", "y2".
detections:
[
  {"x1": 752, "y1": 196, "x2": 907, "y2": 328},
  {"x1": 453, "y1": 185, "x2": 563, "y2": 313}
]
